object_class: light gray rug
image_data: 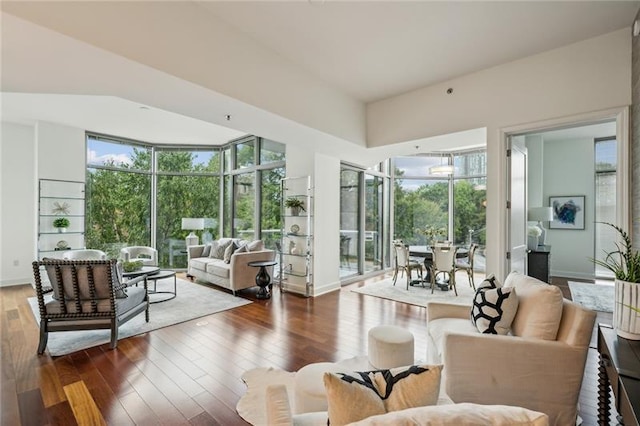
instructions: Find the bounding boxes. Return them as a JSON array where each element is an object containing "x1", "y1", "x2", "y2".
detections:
[
  {"x1": 28, "y1": 277, "x2": 251, "y2": 356},
  {"x1": 351, "y1": 274, "x2": 477, "y2": 307},
  {"x1": 568, "y1": 281, "x2": 614, "y2": 312}
]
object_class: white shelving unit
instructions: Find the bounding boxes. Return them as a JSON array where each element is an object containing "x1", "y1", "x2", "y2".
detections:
[
  {"x1": 38, "y1": 179, "x2": 85, "y2": 260},
  {"x1": 278, "y1": 176, "x2": 313, "y2": 296}
]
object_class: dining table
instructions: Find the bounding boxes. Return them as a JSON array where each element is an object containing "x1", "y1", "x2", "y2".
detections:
[{"x1": 408, "y1": 245, "x2": 469, "y2": 290}]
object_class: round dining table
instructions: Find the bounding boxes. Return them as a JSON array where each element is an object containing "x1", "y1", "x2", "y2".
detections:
[{"x1": 408, "y1": 245, "x2": 469, "y2": 290}]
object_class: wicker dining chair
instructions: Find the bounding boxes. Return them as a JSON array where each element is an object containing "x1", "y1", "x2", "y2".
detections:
[
  {"x1": 392, "y1": 242, "x2": 423, "y2": 290},
  {"x1": 455, "y1": 243, "x2": 478, "y2": 290}
]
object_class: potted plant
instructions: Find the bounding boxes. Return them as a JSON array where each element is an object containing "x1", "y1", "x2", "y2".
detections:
[
  {"x1": 285, "y1": 197, "x2": 306, "y2": 216},
  {"x1": 590, "y1": 222, "x2": 640, "y2": 340},
  {"x1": 416, "y1": 226, "x2": 447, "y2": 247},
  {"x1": 527, "y1": 225, "x2": 542, "y2": 250},
  {"x1": 53, "y1": 217, "x2": 70, "y2": 233}
]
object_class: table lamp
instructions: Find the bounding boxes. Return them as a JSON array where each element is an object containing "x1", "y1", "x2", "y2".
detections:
[
  {"x1": 528, "y1": 207, "x2": 554, "y2": 246},
  {"x1": 181, "y1": 218, "x2": 204, "y2": 247}
]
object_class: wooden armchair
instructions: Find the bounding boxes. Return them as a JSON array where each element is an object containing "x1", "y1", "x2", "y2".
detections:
[{"x1": 32, "y1": 258, "x2": 149, "y2": 355}]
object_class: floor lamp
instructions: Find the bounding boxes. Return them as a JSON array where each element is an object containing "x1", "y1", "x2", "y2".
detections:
[
  {"x1": 181, "y1": 218, "x2": 203, "y2": 247},
  {"x1": 528, "y1": 207, "x2": 554, "y2": 246}
]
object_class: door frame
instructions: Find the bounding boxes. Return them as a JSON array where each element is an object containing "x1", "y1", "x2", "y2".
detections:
[{"x1": 498, "y1": 106, "x2": 630, "y2": 280}]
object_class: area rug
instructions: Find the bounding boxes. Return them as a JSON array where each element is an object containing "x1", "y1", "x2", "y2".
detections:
[
  {"x1": 28, "y1": 278, "x2": 251, "y2": 356},
  {"x1": 568, "y1": 281, "x2": 614, "y2": 312},
  {"x1": 236, "y1": 356, "x2": 370, "y2": 426},
  {"x1": 351, "y1": 275, "x2": 477, "y2": 308}
]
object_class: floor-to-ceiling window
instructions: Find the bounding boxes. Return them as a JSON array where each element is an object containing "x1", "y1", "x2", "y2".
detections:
[
  {"x1": 155, "y1": 148, "x2": 220, "y2": 268},
  {"x1": 594, "y1": 137, "x2": 617, "y2": 278},
  {"x1": 86, "y1": 133, "x2": 285, "y2": 267},
  {"x1": 86, "y1": 135, "x2": 152, "y2": 258},
  {"x1": 393, "y1": 151, "x2": 487, "y2": 271},
  {"x1": 340, "y1": 162, "x2": 390, "y2": 279}
]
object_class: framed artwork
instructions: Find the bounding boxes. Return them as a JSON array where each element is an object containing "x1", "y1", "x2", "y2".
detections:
[{"x1": 549, "y1": 195, "x2": 585, "y2": 230}]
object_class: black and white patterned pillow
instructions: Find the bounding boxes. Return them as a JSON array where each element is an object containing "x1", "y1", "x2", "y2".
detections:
[{"x1": 470, "y1": 275, "x2": 518, "y2": 334}]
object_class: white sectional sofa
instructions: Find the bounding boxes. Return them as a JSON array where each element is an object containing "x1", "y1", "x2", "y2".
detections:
[{"x1": 187, "y1": 238, "x2": 275, "y2": 296}]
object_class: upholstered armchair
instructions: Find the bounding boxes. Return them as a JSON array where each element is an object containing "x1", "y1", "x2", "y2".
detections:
[
  {"x1": 32, "y1": 258, "x2": 149, "y2": 355},
  {"x1": 120, "y1": 246, "x2": 158, "y2": 266},
  {"x1": 62, "y1": 249, "x2": 107, "y2": 260},
  {"x1": 426, "y1": 272, "x2": 596, "y2": 425}
]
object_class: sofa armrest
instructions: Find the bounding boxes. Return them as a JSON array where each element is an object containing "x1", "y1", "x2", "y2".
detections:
[
  {"x1": 443, "y1": 332, "x2": 587, "y2": 424},
  {"x1": 229, "y1": 250, "x2": 276, "y2": 289},
  {"x1": 187, "y1": 245, "x2": 205, "y2": 261},
  {"x1": 427, "y1": 302, "x2": 471, "y2": 322}
]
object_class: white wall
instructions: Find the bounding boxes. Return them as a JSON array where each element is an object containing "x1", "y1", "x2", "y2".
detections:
[
  {"x1": 368, "y1": 29, "x2": 631, "y2": 279},
  {"x1": 0, "y1": 121, "x2": 85, "y2": 287},
  {"x1": 544, "y1": 138, "x2": 595, "y2": 279},
  {"x1": 0, "y1": 123, "x2": 36, "y2": 286},
  {"x1": 526, "y1": 135, "x2": 544, "y2": 208}
]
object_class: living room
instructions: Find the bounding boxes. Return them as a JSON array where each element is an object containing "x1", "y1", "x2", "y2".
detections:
[{"x1": 2, "y1": 2, "x2": 640, "y2": 425}]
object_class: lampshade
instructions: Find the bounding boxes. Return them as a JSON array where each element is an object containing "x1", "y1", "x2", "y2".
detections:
[
  {"x1": 181, "y1": 218, "x2": 204, "y2": 230},
  {"x1": 528, "y1": 207, "x2": 553, "y2": 222},
  {"x1": 202, "y1": 218, "x2": 217, "y2": 229}
]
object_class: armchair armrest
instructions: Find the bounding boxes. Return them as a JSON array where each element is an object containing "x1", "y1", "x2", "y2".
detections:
[
  {"x1": 427, "y1": 302, "x2": 471, "y2": 322},
  {"x1": 188, "y1": 245, "x2": 205, "y2": 260},
  {"x1": 266, "y1": 385, "x2": 294, "y2": 426},
  {"x1": 443, "y1": 332, "x2": 587, "y2": 424},
  {"x1": 230, "y1": 250, "x2": 276, "y2": 290}
]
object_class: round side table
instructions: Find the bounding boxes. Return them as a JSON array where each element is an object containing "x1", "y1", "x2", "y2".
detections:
[{"x1": 248, "y1": 260, "x2": 277, "y2": 299}]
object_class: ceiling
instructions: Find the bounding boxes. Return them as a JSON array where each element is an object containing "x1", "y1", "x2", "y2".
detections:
[{"x1": 1, "y1": 1, "x2": 638, "y2": 147}]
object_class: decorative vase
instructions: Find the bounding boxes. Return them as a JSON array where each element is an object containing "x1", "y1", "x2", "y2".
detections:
[
  {"x1": 57, "y1": 227, "x2": 67, "y2": 233},
  {"x1": 527, "y1": 235, "x2": 538, "y2": 250},
  {"x1": 614, "y1": 279, "x2": 640, "y2": 340},
  {"x1": 291, "y1": 206, "x2": 301, "y2": 216}
]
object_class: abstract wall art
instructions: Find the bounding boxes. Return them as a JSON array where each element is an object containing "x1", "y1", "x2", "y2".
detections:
[{"x1": 549, "y1": 196, "x2": 585, "y2": 230}]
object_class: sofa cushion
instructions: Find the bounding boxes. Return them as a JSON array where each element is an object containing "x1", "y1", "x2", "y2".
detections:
[
  {"x1": 348, "y1": 403, "x2": 549, "y2": 426},
  {"x1": 206, "y1": 260, "x2": 231, "y2": 278},
  {"x1": 504, "y1": 272, "x2": 563, "y2": 340},
  {"x1": 323, "y1": 364, "x2": 442, "y2": 426},
  {"x1": 190, "y1": 258, "x2": 211, "y2": 272},
  {"x1": 201, "y1": 243, "x2": 212, "y2": 257},
  {"x1": 471, "y1": 278, "x2": 518, "y2": 335}
]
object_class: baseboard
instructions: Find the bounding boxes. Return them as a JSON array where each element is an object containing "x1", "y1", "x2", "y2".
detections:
[
  {"x1": 312, "y1": 280, "x2": 340, "y2": 296},
  {"x1": 551, "y1": 269, "x2": 595, "y2": 281},
  {"x1": 0, "y1": 278, "x2": 32, "y2": 287}
]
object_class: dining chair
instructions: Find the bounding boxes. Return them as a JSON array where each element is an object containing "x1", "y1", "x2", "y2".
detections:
[
  {"x1": 392, "y1": 242, "x2": 423, "y2": 290},
  {"x1": 455, "y1": 243, "x2": 477, "y2": 290},
  {"x1": 430, "y1": 245, "x2": 458, "y2": 295}
]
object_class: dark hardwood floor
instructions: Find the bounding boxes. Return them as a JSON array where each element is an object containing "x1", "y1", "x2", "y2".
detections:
[{"x1": 0, "y1": 273, "x2": 616, "y2": 425}]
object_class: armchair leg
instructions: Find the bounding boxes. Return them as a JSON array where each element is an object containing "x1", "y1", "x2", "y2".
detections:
[
  {"x1": 110, "y1": 320, "x2": 118, "y2": 349},
  {"x1": 37, "y1": 321, "x2": 48, "y2": 355}
]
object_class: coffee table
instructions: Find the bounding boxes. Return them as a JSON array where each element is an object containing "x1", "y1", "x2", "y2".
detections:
[
  {"x1": 248, "y1": 260, "x2": 277, "y2": 299},
  {"x1": 145, "y1": 270, "x2": 177, "y2": 304}
]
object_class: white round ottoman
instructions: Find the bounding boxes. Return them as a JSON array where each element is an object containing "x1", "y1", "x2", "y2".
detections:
[
  {"x1": 294, "y1": 362, "x2": 342, "y2": 414},
  {"x1": 368, "y1": 325, "x2": 415, "y2": 369}
]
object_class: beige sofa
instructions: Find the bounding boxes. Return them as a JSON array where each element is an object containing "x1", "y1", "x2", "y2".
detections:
[
  {"x1": 426, "y1": 272, "x2": 596, "y2": 426},
  {"x1": 265, "y1": 384, "x2": 549, "y2": 425},
  {"x1": 187, "y1": 239, "x2": 275, "y2": 296}
]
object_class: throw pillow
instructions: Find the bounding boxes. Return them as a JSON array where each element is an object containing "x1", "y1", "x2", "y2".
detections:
[
  {"x1": 235, "y1": 244, "x2": 248, "y2": 254},
  {"x1": 471, "y1": 284, "x2": 518, "y2": 335},
  {"x1": 207, "y1": 241, "x2": 220, "y2": 258},
  {"x1": 324, "y1": 364, "x2": 442, "y2": 426},
  {"x1": 212, "y1": 240, "x2": 231, "y2": 260},
  {"x1": 201, "y1": 243, "x2": 212, "y2": 257},
  {"x1": 246, "y1": 239, "x2": 265, "y2": 252},
  {"x1": 504, "y1": 271, "x2": 564, "y2": 340},
  {"x1": 223, "y1": 241, "x2": 240, "y2": 264}
]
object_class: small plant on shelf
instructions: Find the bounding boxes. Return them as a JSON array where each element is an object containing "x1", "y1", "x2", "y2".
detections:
[
  {"x1": 285, "y1": 197, "x2": 306, "y2": 216},
  {"x1": 53, "y1": 217, "x2": 70, "y2": 232}
]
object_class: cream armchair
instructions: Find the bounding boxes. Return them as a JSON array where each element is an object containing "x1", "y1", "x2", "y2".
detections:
[
  {"x1": 120, "y1": 246, "x2": 158, "y2": 266},
  {"x1": 426, "y1": 272, "x2": 596, "y2": 426}
]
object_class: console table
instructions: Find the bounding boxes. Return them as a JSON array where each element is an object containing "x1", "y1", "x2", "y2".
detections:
[{"x1": 597, "y1": 324, "x2": 640, "y2": 425}]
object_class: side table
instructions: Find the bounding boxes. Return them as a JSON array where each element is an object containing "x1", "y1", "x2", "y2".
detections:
[
  {"x1": 248, "y1": 260, "x2": 277, "y2": 300},
  {"x1": 597, "y1": 324, "x2": 640, "y2": 425},
  {"x1": 145, "y1": 270, "x2": 177, "y2": 304}
]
